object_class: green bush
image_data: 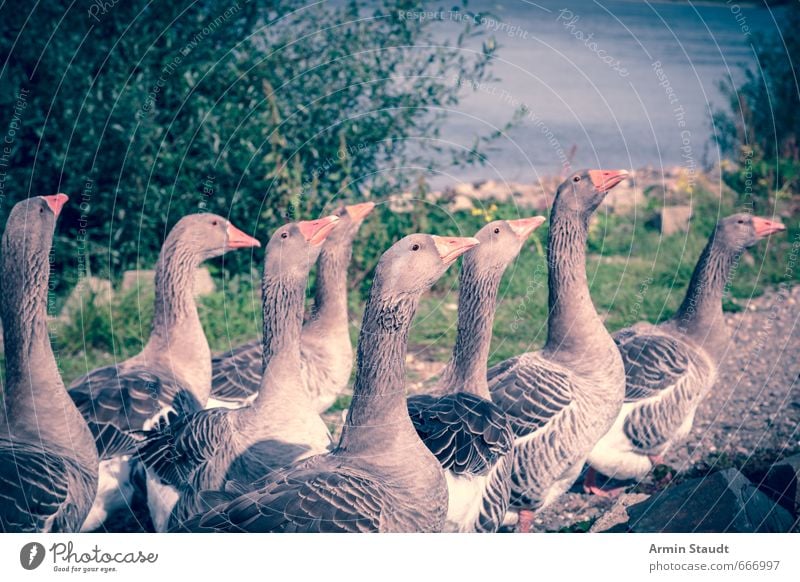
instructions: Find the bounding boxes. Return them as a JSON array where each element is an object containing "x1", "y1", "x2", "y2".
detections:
[{"x1": 0, "y1": 0, "x2": 502, "y2": 292}]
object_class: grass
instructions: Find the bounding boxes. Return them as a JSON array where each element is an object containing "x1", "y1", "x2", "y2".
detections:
[{"x1": 2, "y1": 183, "x2": 796, "y2": 389}]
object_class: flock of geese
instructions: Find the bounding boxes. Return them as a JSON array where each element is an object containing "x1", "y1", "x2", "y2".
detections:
[{"x1": 0, "y1": 169, "x2": 787, "y2": 533}]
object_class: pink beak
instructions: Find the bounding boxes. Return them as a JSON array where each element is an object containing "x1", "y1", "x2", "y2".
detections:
[
  {"x1": 588, "y1": 169, "x2": 629, "y2": 193},
  {"x1": 43, "y1": 193, "x2": 69, "y2": 217},
  {"x1": 345, "y1": 201, "x2": 376, "y2": 222},
  {"x1": 225, "y1": 222, "x2": 261, "y2": 249},
  {"x1": 432, "y1": 235, "x2": 481, "y2": 266},
  {"x1": 297, "y1": 215, "x2": 340, "y2": 246},
  {"x1": 506, "y1": 216, "x2": 546, "y2": 240},
  {"x1": 752, "y1": 216, "x2": 786, "y2": 238}
]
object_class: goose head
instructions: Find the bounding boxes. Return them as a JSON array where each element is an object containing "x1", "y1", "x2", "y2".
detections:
[
  {"x1": 715, "y1": 213, "x2": 786, "y2": 251},
  {"x1": 2, "y1": 194, "x2": 67, "y2": 257},
  {"x1": 167, "y1": 213, "x2": 260, "y2": 262},
  {"x1": 468, "y1": 216, "x2": 546, "y2": 272},
  {"x1": 371, "y1": 234, "x2": 479, "y2": 298},
  {"x1": 555, "y1": 169, "x2": 629, "y2": 219},
  {"x1": 324, "y1": 201, "x2": 376, "y2": 246},
  {"x1": 264, "y1": 215, "x2": 340, "y2": 280}
]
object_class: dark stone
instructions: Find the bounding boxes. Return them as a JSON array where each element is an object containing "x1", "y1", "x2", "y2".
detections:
[
  {"x1": 621, "y1": 469, "x2": 794, "y2": 533},
  {"x1": 755, "y1": 454, "x2": 800, "y2": 517}
]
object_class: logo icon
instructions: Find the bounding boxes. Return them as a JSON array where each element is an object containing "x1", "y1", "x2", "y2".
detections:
[{"x1": 20, "y1": 542, "x2": 46, "y2": 570}]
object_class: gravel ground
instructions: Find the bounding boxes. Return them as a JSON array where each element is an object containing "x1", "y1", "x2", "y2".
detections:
[{"x1": 528, "y1": 284, "x2": 800, "y2": 532}]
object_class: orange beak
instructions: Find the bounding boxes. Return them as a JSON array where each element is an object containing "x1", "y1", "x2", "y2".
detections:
[
  {"x1": 345, "y1": 201, "x2": 376, "y2": 222},
  {"x1": 432, "y1": 235, "x2": 480, "y2": 266},
  {"x1": 506, "y1": 216, "x2": 546, "y2": 240},
  {"x1": 297, "y1": 215, "x2": 340, "y2": 246},
  {"x1": 588, "y1": 170, "x2": 629, "y2": 193},
  {"x1": 43, "y1": 193, "x2": 69, "y2": 217},
  {"x1": 752, "y1": 216, "x2": 786, "y2": 238},
  {"x1": 225, "y1": 222, "x2": 261, "y2": 249}
]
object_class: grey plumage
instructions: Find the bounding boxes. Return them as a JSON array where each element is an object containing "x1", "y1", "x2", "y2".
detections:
[
  {"x1": 68, "y1": 214, "x2": 259, "y2": 531},
  {"x1": 0, "y1": 195, "x2": 98, "y2": 533},
  {"x1": 588, "y1": 213, "x2": 786, "y2": 480},
  {"x1": 209, "y1": 203, "x2": 374, "y2": 411},
  {"x1": 178, "y1": 234, "x2": 476, "y2": 533},
  {"x1": 407, "y1": 218, "x2": 543, "y2": 532},
  {"x1": 140, "y1": 218, "x2": 336, "y2": 531},
  {"x1": 488, "y1": 170, "x2": 629, "y2": 515}
]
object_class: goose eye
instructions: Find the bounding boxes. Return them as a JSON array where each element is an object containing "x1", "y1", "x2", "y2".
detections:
[
  {"x1": 411, "y1": 243, "x2": 420, "y2": 251},
  {"x1": 737, "y1": 219, "x2": 744, "y2": 224},
  {"x1": 39, "y1": 207, "x2": 44, "y2": 213},
  {"x1": 573, "y1": 176, "x2": 581, "y2": 183},
  {"x1": 212, "y1": 220, "x2": 218, "y2": 226},
  {"x1": 281, "y1": 232, "x2": 289, "y2": 239},
  {"x1": 493, "y1": 227, "x2": 500, "y2": 234}
]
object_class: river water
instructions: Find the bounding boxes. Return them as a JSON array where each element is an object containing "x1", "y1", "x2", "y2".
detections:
[{"x1": 426, "y1": 0, "x2": 785, "y2": 188}]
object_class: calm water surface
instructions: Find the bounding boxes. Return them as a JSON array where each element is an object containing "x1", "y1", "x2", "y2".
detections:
[{"x1": 426, "y1": 0, "x2": 784, "y2": 187}]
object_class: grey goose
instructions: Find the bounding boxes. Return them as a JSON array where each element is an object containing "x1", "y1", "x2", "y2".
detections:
[
  {"x1": 208, "y1": 202, "x2": 375, "y2": 411},
  {"x1": 0, "y1": 194, "x2": 99, "y2": 532},
  {"x1": 138, "y1": 216, "x2": 339, "y2": 531},
  {"x1": 179, "y1": 234, "x2": 479, "y2": 532},
  {"x1": 68, "y1": 213, "x2": 260, "y2": 531},
  {"x1": 408, "y1": 216, "x2": 545, "y2": 532},
  {"x1": 586, "y1": 213, "x2": 787, "y2": 491},
  {"x1": 487, "y1": 169, "x2": 629, "y2": 532}
]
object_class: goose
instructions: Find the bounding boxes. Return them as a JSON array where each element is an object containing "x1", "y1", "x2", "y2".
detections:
[
  {"x1": 407, "y1": 216, "x2": 545, "y2": 532},
  {"x1": 586, "y1": 213, "x2": 787, "y2": 492},
  {"x1": 0, "y1": 194, "x2": 99, "y2": 532},
  {"x1": 208, "y1": 202, "x2": 375, "y2": 411},
  {"x1": 487, "y1": 169, "x2": 629, "y2": 532},
  {"x1": 68, "y1": 213, "x2": 260, "y2": 531},
  {"x1": 138, "y1": 216, "x2": 340, "y2": 531},
  {"x1": 178, "y1": 234, "x2": 479, "y2": 532}
]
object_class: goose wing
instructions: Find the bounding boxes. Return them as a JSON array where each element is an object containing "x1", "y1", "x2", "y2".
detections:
[
  {"x1": 615, "y1": 331, "x2": 709, "y2": 452},
  {"x1": 210, "y1": 340, "x2": 262, "y2": 403},
  {"x1": 487, "y1": 354, "x2": 575, "y2": 437},
  {"x1": 614, "y1": 331, "x2": 691, "y2": 402},
  {"x1": 407, "y1": 392, "x2": 513, "y2": 475},
  {"x1": 136, "y1": 407, "x2": 232, "y2": 489},
  {"x1": 0, "y1": 440, "x2": 91, "y2": 533},
  {"x1": 69, "y1": 364, "x2": 197, "y2": 459},
  {"x1": 183, "y1": 456, "x2": 385, "y2": 533}
]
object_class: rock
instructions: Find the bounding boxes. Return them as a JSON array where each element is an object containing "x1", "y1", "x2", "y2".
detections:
[
  {"x1": 651, "y1": 205, "x2": 693, "y2": 236},
  {"x1": 621, "y1": 469, "x2": 794, "y2": 532},
  {"x1": 121, "y1": 269, "x2": 155, "y2": 292},
  {"x1": 121, "y1": 267, "x2": 215, "y2": 296},
  {"x1": 193, "y1": 267, "x2": 216, "y2": 296},
  {"x1": 758, "y1": 454, "x2": 800, "y2": 517},
  {"x1": 590, "y1": 493, "x2": 650, "y2": 532},
  {"x1": 450, "y1": 194, "x2": 474, "y2": 212},
  {"x1": 602, "y1": 181, "x2": 646, "y2": 214},
  {"x1": 59, "y1": 276, "x2": 113, "y2": 321}
]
